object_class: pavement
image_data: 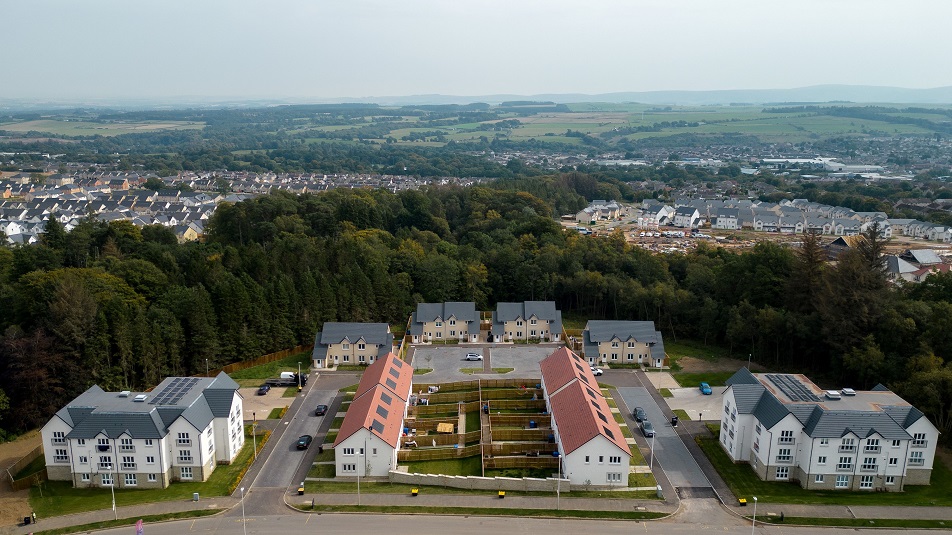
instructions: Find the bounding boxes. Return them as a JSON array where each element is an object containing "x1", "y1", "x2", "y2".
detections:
[{"x1": 5, "y1": 367, "x2": 952, "y2": 534}]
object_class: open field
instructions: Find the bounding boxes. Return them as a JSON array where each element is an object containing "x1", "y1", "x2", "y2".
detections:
[{"x1": 0, "y1": 119, "x2": 204, "y2": 137}]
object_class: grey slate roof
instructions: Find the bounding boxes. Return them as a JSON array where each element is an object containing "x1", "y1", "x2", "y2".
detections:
[
  {"x1": 726, "y1": 367, "x2": 759, "y2": 386},
  {"x1": 312, "y1": 322, "x2": 394, "y2": 363},
  {"x1": 410, "y1": 302, "x2": 479, "y2": 336},
  {"x1": 751, "y1": 390, "x2": 791, "y2": 429},
  {"x1": 731, "y1": 384, "x2": 767, "y2": 414},
  {"x1": 903, "y1": 249, "x2": 942, "y2": 266},
  {"x1": 55, "y1": 373, "x2": 239, "y2": 440},
  {"x1": 581, "y1": 320, "x2": 664, "y2": 363},
  {"x1": 885, "y1": 255, "x2": 918, "y2": 275},
  {"x1": 802, "y1": 410, "x2": 911, "y2": 440}
]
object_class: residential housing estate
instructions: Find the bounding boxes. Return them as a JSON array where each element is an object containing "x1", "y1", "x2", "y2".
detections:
[
  {"x1": 311, "y1": 322, "x2": 394, "y2": 369},
  {"x1": 491, "y1": 301, "x2": 563, "y2": 343},
  {"x1": 41, "y1": 373, "x2": 244, "y2": 489},
  {"x1": 720, "y1": 368, "x2": 938, "y2": 491},
  {"x1": 581, "y1": 320, "x2": 666, "y2": 368},
  {"x1": 409, "y1": 301, "x2": 480, "y2": 343}
]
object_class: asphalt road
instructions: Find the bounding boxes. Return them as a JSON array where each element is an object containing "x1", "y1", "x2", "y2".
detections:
[
  {"x1": 615, "y1": 386, "x2": 711, "y2": 489},
  {"x1": 86, "y1": 510, "x2": 943, "y2": 535}
]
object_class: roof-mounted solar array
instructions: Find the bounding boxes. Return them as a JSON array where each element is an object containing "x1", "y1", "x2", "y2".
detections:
[{"x1": 765, "y1": 374, "x2": 821, "y2": 402}]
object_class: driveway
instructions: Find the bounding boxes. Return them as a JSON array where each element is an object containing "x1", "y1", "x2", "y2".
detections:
[
  {"x1": 665, "y1": 387, "x2": 724, "y2": 422},
  {"x1": 409, "y1": 344, "x2": 556, "y2": 383}
]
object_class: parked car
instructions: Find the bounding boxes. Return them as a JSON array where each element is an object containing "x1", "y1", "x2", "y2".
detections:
[
  {"x1": 633, "y1": 406, "x2": 647, "y2": 422},
  {"x1": 590, "y1": 366, "x2": 604, "y2": 376},
  {"x1": 296, "y1": 435, "x2": 313, "y2": 450},
  {"x1": 315, "y1": 404, "x2": 328, "y2": 416},
  {"x1": 640, "y1": 420, "x2": 655, "y2": 437},
  {"x1": 465, "y1": 352, "x2": 483, "y2": 361},
  {"x1": 699, "y1": 382, "x2": 712, "y2": 395},
  {"x1": 257, "y1": 384, "x2": 271, "y2": 396}
]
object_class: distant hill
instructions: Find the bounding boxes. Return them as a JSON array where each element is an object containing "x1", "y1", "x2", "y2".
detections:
[{"x1": 2, "y1": 85, "x2": 952, "y2": 112}]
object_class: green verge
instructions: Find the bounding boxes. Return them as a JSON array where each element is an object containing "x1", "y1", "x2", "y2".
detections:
[
  {"x1": 31, "y1": 509, "x2": 220, "y2": 535},
  {"x1": 282, "y1": 386, "x2": 300, "y2": 398},
  {"x1": 672, "y1": 372, "x2": 734, "y2": 388},
  {"x1": 300, "y1": 504, "x2": 665, "y2": 520},
  {"x1": 413, "y1": 368, "x2": 433, "y2": 375},
  {"x1": 228, "y1": 351, "x2": 311, "y2": 380},
  {"x1": 696, "y1": 435, "x2": 952, "y2": 506},
  {"x1": 302, "y1": 480, "x2": 659, "y2": 500},
  {"x1": 672, "y1": 409, "x2": 691, "y2": 421},
  {"x1": 659, "y1": 388, "x2": 673, "y2": 398},
  {"x1": 267, "y1": 407, "x2": 286, "y2": 419},
  {"x1": 31, "y1": 427, "x2": 262, "y2": 517},
  {"x1": 759, "y1": 517, "x2": 951, "y2": 529}
]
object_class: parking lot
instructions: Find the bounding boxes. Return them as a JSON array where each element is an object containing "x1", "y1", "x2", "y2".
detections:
[
  {"x1": 410, "y1": 344, "x2": 558, "y2": 383},
  {"x1": 665, "y1": 387, "x2": 725, "y2": 422}
]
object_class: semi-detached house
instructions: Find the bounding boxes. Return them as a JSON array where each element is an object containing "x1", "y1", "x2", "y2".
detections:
[
  {"x1": 582, "y1": 320, "x2": 665, "y2": 368},
  {"x1": 491, "y1": 301, "x2": 563, "y2": 343},
  {"x1": 41, "y1": 373, "x2": 244, "y2": 489},
  {"x1": 541, "y1": 348, "x2": 631, "y2": 487},
  {"x1": 409, "y1": 302, "x2": 480, "y2": 343},
  {"x1": 311, "y1": 322, "x2": 394, "y2": 369}
]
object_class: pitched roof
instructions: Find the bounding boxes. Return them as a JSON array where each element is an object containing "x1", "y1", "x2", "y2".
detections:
[
  {"x1": 541, "y1": 348, "x2": 629, "y2": 456},
  {"x1": 410, "y1": 302, "x2": 479, "y2": 335},
  {"x1": 493, "y1": 301, "x2": 562, "y2": 333},
  {"x1": 317, "y1": 322, "x2": 393, "y2": 349},
  {"x1": 581, "y1": 320, "x2": 665, "y2": 362},
  {"x1": 802, "y1": 410, "x2": 911, "y2": 440},
  {"x1": 354, "y1": 353, "x2": 412, "y2": 403}
]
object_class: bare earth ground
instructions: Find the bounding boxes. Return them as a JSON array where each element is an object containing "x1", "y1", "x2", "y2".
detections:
[
  {"x1": 0, "y1": 430, "x2": 42, "y2": 526},
  {"x1": 677, "y1": 355, "x2": 766, "y2": 373}
]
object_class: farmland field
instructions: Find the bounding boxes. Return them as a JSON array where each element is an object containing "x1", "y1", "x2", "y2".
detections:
[{"x1": 0, "y1": 119, "x2": 204, "y2": 136}]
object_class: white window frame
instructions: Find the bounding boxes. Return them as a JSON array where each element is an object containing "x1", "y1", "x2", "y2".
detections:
[
  {"x1": 835, "y1": 475, "x2": 849, "y2": 488},
  {"x1": 180, "y1": 466, "x2": 193, "y2": 480}
]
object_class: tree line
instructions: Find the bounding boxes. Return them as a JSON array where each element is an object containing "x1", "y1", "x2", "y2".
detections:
[{"x1": 0, "y1": 175, "x2": 951, "y2": 439}]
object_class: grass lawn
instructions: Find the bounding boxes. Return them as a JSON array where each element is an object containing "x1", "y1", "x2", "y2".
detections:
[
  {"x1": 323, "y1": 432, "x2": 338, "y2": 444},
  {"x1": 336, "y1": 365, "x2": 368, "y2": 371},
  {"x1": 31, "y1": 427, "x2": 261, "y2": 517},
  {"x1": 314, "y1": 448, "x2": 335, "y2": 463},
  {"x1": 460, "y1": 368, "x2": 483, "y2": 374},
  {"x1": 330, "y1": 416, "x2": 344, "y2": 429},
  {"x1": 629, "y1": 445, "x2": 646, "y2": 465},
  {"x1": 659, "y1": 388, "x2": 673, "y2": 398},
  {"x1": 303, "y1": 480, "x2": 659, "y2": 500},
  {"x1": 492, "y1": 367, "x2": 515, "y2": 374},
  {"x1": 227, "y1": 351, "x2": 311, "y2": 380},
  {"x1": 302, "y1": 503, "x2": 664, "y2": 520},
  {"x1": 673, "y1": 409, "x2": 691, "y2": 421},
  {"x1": 672, "y1": 372, "x2": 735, "y2": 387},
  {"x1": 267, "y1": 407, "x2": 286, "y2": 419},
  {"x1": 414, "y1": 368, "x2": 433, "y2": 375},
  {"x1": 697, "y1": 436, "x2": 952, "y2": 506},
  {"x1": 281, "y1": 386, "x2": 300, "y2": 398},
  {"x1": 307, "y1": 464, "x2": 337, "y2": 478},
  {"x1": 629, "y1": 472, "x2": 657, "y2": 487},
  {"x1": 465, "y1": 413, "x2": 481, "y2": 433},
  {"x1": 767, "y1": 518, "x2": 952, "y2": 529},
  {"x1": 663, "y1": 340, "x2": 734, "y2": 371},
  {"x1": 485, "y1": 467, "x2": 552, "y2": 479},
  {"x1": 403, "y1": 456, "x2": 483, "y2": 476},
  {"x1": 33, "y1": 509, "x2": 220, "y2": 535}
]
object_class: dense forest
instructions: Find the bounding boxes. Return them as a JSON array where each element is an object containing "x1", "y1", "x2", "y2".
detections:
[{"x1": 1, "y1": 174, "x2": 952, "y2": 439}]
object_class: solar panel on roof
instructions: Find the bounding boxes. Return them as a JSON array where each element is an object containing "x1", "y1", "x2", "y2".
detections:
[{"x1": 766, "y1": 374, "x2": 820, "y2": 402}]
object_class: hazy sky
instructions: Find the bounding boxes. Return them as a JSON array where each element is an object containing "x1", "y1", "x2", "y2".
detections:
[{"x1": 5, "y1": 0, "x2": 951, "y2": 101}]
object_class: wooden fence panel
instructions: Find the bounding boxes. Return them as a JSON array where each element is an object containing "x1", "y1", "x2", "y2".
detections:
[
  {"x1": 484, "y1": 457, "x2": 558, "y2": 470},
  {"x1": 219, "y1": 344, "x2": 313, "y2": 375},
  {"x1": 489, "y1": 415, "x2": 551, "y2": 428},
  {"x1": 486, "y1": 442, "x2": 557, "y2": 456},
  {"x1": 397, "y1": 444, "x2": 480, "y2": 462},
  {"x1": 9, "y1": 469, "x2": 47, "y2": 491},
  {"x1": 492, "y1": 429, "x2": 552, "y2": 441}
]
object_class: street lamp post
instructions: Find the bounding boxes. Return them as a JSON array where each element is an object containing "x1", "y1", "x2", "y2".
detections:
[
  {"x1": 297, "y1": 362, "x2": 302, "y2": 391},
  {"x1": 240, "y1": 487, "x2": 247, "y2": 535},
  {"x1": 747, "y1": 353, "x2": 751, "y2": 370},
  {"x1": 650, "y1": 433, "x2": 656, "y2": 471},
  {"x1": 252, "y1": 412, "x2": 257, "y2": 460},
  {"x1": 205, "y1": 358, "x2": 209, "y2": 377},
  {"x1": 751, "y1": 496, "x2": 758, "y2": 535}
]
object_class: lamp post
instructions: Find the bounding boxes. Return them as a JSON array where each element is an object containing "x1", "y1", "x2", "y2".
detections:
[
  {"x1": 751, "y1": 496, "x2": 758, "y2": 535},
  {"x1": 297, "y1": 361, "x2": 302, "y2": 391},
  {"x1": 650, "y1": 433, "x2": 656, "y2": 471},
  {"x1": 205, "y1": 358, "x2": 209, "y2": 377},
  {"x1": 747, "y1": 353, "x2": 751, "y2": 370},
  {"x1": 109, "y1": 462, "x2": 117, "y2": 520},
  {"x1": 556, "y1": 459, "x2": 561, "y2": 511},
  {"x1": 252, "y1": 412, "x2": 257, "y2": 460},
  {"x1": 240, "y1": 487, "x2": 247, "y2": 535}
]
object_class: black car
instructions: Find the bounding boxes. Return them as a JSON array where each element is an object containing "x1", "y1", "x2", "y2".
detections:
[
  {"x1": 315, "y1": 404, "x2": 328, "y2": 416},
  {"x1": 633, "y1": 406, "x2": 646, "y2": 422},
  {"x1": 296, "y1": 435, "x2": 313, "y2": 450},
  {"x1": 257, "y1": 384, "x2": 271, "y2": 395}
]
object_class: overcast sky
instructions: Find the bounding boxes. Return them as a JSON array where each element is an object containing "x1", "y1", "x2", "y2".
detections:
[{"x1": 5, "y1": 0, "x2": 951, "y2": 102}]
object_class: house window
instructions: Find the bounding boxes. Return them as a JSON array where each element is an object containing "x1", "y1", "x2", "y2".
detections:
[
  {"x1": 753, "y1": 439, "x2": 759, "y2": 453},
  {"x1": 516, "y1": 321, "x2": 523, "y2": 327},
  {"x1": 450, "y1": 330, "x2": 456, "y2": 337},
  {"x1": 52, "y1": 431, "x2": 66, "y2": 444},
  {"x1": 776, "y1": 449, "x2": 792, "y2": 463},
  {"x1": 606, "y1": 473, "x2": 622, "y2": 482},
  {"x1": 885, "y1": 476, "x2": 895, "y2": 485},
  {"x1": 77, "y1": 439, "x2": 86, "y2": 445},
  {"x1": 609, "y1": 456, "x2": 621, "y2": 464},
  {"x1": 584, "y1": 456, "x2": 590, "y2": 464},
  {"x1": 611, "y1": 341, "x2": 619, "y2": 348},
  {"x1": 860, "y1": 475, "x2": 874, "y2": 489},
  {"x1": 358, "y1": 355, "x2": 366, "y2": 363},
  {"x1": 147, "y1": 456, "x2": 155, "y2": 464},
  {"x1": 122, "y1": 456, "x2": 136, "y2": 470},
  {"x1": 817, "y1": 456, "x2": 827, "y2": 465},
  {"x1": 372, "y1": 448, "x2": 377, "y2": 455},
  {"x1": 177, "y1": 433, "x2": 191, "y2": 446},
  {"x1": 611, "y1": 353, "x2": 618, "y2": 360},
  {"x1": 779, "y1": 430, "x2": 794, "y2": 444},
  {"x1": 861, "y1": 457, "x2": 877, "y2": 471},
  {"x1": 891, "y1": 439, "x2": 901, "y2": 448},
  {"x1": 516, "y1": 331, "x2": 522, "y2": 338},
  {"x1": 120, "y1": 438, "x2": 134, "y2": 452},
  {"x1": 79, "y1": 455, "x2": 88, "y2": 464},
  {"x1": 358, "y1": 343, "x2": 365, "y2": 350},
  {"x1": 627, "y1": 341, "x2": 635, "y2": 348},
  {"x1": 864, "y1": 439, "x2": 880, "y2": 453},
  {"x1": 820, "y1": 438, "x2": 829, "y2": 446},
  {"x1": 835, "y1": 475, "x2": 849, "y2": 488},
  {"x1": 449, "y1": 320, "x2": 456, "y2": 326},
  {"x1": 101, "y1": 473, "x2": 113, "y2": 486},
  {"x1": 531, "y1": 330, "x2": 537, "y2": 337},
  {"x1": 148, "y1": 474, "x2": 157, "y2": 482},
  {"x1": 145, "y1": 439, "x2": 153, "y2": 446},
  {"x1": 54, "y1": 449, "x2": 68, "y2": 463},
  {"x1": 598, "y1": 456, "x2": 604, "y2": 464},
  {"x1": 837, "y1": 457, "x2": 853, "y2": 471},
  {"x1": 81, "y1": 473, "x2": 90, "y2": 481},
  {"x1": 888, "y1": 457, "x2": 898, "y2": 466},
  {"x1": 99, "y1": 456, "x2": 113, "y2": 470},
  {"x1": 775, "y1": 466, "x2": 789, "y2": 480},
  {"x1": 178, "y1": 450, "x2": 193, "y2": 464},
  {"x1": 97, "y1": 438, "x2": 111, "y2": 451},
  {"x1": 627, "y1": 353, "x2": 634, "y2": 361},
  {"x1": 912, "y1": 433, "x2": 927, "y2": 448},
  {"x1": 840, "y1": 438, "x2": 856, "y2": 452},
  {"x1": 125, "y1": 474, "x2": 137, "y2": 486},
  {"x1": 343, "y1": 448, "x2": 355, "y2": 455},
  {"x1": 341, "y1": 464, "x2": 356, "y2": 472},
  {"x1": 909, "y1": 451, "x2": 924, "y2": 465},
  {"x1": 343, "y1": 355, "x2": 350, "y2": 362},
  {"x1": 755, "y1": 424, "x2": 761, "y2": 435},
  {"x1": 815, "y1": 474, "x2": 824, "y2": 484},
  {"x1": 180, "y1": 467, "x2": 193, "y2": 480},
  {"x1": 342, "y1": 343, "x2": 349, "y2": 350}
]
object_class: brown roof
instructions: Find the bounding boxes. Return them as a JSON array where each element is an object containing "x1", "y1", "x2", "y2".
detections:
[
  {"x1": 332, "y1": 385, "x2": 405, "y2": 448},
  {"x1": 541, "y1": 348, "x2": 629, "y2": 456},
  {"x1": 354, "y1": 353, "x2": 411, "y2": 402}
]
